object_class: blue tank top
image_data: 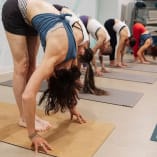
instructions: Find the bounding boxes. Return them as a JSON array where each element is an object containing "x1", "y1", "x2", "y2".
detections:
[{"x1": 31, "y1": 13, "x2": 77, "y2": 61}]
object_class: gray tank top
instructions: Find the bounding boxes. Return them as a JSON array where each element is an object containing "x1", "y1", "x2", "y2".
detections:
[{"x1": 18, "y1": 0, "x2": 29, "y2": 24}]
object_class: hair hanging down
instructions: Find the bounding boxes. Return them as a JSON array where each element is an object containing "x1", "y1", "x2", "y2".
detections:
[
  {"x1": 79, "y1": 48, "x2": 107, "y2": 95},
  {"x1": 150, "y1": 45, "x2": 157, "y2": 59},
  {"x1": 38, "y1": 66, "x2": 82, "y2": 115},
  {"x1": 129, "y1": 36, "x2": 136, "y2": 48}
]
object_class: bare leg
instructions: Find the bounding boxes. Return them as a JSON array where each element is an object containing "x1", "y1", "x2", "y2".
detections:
[
  {"x1": 116, "y1": 55, "x2": 125, "y2": 67},
  {"x1": 137, "y1": 48, "x2": 149, "y2": 64},
  {"x1": 5, "y1": 32, "x2": 51, "y2": 131},
  {"x1": 143, "y1": 53, "x2": 150, "y2": 63},
  {"x1": 6, "y1": 32, "x2": 28, "y2": 120},
  {"x1": 24, "y1": 36, "x2": 52, "y2": 130},
  {"x1": 138, "y1": 53, "x2": 149, "y2": 64},
  {"x1": 116, "y1": 50, "x2": 126, "y2": 68},
  {"x1": 121, "y1": 53, "x2": 127, "y2": 67},
  {"x1": 138, "y1": 38, "x2": 152, "y2": 64}
]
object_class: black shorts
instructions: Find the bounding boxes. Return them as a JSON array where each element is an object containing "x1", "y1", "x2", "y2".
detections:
[
  {"x1": 2, "y1": 0, "x2": 38, "y2": 36},
  {"x1": 104, "y1": 19, "x2": 115, "y2": 33},
  {"x1": 104, "y1": 19, "x2": 117, "y2": 45}
]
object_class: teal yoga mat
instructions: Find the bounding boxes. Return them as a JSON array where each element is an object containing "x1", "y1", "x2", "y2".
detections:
[
  {"x1": 0, "y1": 80, "x2": 143, "y2": 107},
  {"x1": 151, "y1": 124, "x2": 157, "y2": 142}
]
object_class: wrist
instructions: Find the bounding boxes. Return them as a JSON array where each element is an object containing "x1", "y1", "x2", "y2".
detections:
[{"x1": 28, "y1": 131, "x2": 39, "y2": 140}]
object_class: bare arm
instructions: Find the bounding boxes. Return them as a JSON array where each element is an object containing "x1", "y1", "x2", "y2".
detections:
[
  {"x1": 98, "y1": 52, "x2": 105, "y2": 68},
  {"x1": 22, "y1": 28, "x2": 68, "y2": 153},
  {"x1": 22, "y1": 60, "x2": 55, "y2": 153},
  {"x1": 92, "y1": 37, "x2": 104, "y2": 54},
  {"x1": 116, "y1": 36, "x2": 125, "y2": 64},
  {"x1": 92, "y1": 37, "x2": 105, "y2": 75},
  {"x1": 92, "y1": 28, "x2": 107, "y2": 74}
]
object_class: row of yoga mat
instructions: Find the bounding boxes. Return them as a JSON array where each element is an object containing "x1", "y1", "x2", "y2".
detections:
[
  {"x1": 0, "y1": 80, "x2": 143, "y2": 107},
  {"x1": 0, "y1": 60, "x2": 157, "y2": 156},
  {"x1": 2, "y1": 61, "x2": 156, "y2": 107},
  {"x1": 94, "y1": 58, "x2": 157, "y2": 83},
  {"x1": 1, "y1": 59, "x2": 157, "y2": 109}
]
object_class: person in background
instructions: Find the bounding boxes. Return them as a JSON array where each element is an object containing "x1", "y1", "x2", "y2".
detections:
[
  {"x1": 80, "y1": 15, "x2": 112, "y2": 76},
  {"x1": 78, "y1": 48, "x2": 108, "y2": 95},
  {"x1": 132, "y1": 20, "x2": 153, "y2": 63},
  {"x1": 53, "y1": 4, "x2": 89, "y2": 48},
  {"x1": 104, "y1": 18, "x2": 136, "y2": 67}
]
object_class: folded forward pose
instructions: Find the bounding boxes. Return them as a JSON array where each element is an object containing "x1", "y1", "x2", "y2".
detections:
[{"x1": 2, "y1": 0, "x2": 89, "y2": 153}]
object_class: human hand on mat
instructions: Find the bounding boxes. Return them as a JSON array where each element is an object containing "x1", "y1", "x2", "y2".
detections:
[
  {"x1": 69, "y1": 106, "x2": 86, "y2": 124},
  {"x1": 95, "y1": 69, "x2": 103, "y2": 76},
  {"x1": 30, "y1": 133, "x2": 52, "y2": 154}
]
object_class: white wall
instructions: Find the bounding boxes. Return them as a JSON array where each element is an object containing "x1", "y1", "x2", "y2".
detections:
[
  {"x1": 97, "y1": 0, "x2": 118, "y2": 24},
  {"x1": 119, "y1": 0, "x2": 135, "y2": 27},
  {"x1": 0, "y1": 0, "x2": 13, "y2": 73},
  {"x1": 97, "y1": 0, "x2": 134, "y2": 24},
  {"x1": 47, "y1": 0, "x2": 97, "y2": 17}
]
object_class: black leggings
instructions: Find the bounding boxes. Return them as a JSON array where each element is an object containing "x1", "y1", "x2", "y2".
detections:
[
  {"x1": 2, "y1": 0, "x2": 37, "y2": 36},
  {"x1": 104, "y1": 19, "x2": 117, "y2": 61}
]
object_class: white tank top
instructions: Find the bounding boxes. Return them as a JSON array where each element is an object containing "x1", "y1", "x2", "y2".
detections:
[
  {"x1": 65, "y1": 12, "x2": 89, "y2": 45},
  {"x1": 87, "y1": 18, "x2": 110, "y2": 41},
  {"x1": 113, "y1": 21, "x2": 130, "y2": 37},
  {"x1": 18, "y1": 0, "x2": 29, "y2": 24}
]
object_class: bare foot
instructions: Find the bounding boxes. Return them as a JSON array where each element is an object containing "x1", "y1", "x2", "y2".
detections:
[
  {"x1": 138, "y1": 57, "x2": 150, "y2": 64},
  {"x1": 101, "y1": 68, "x2": 110, "y2": 73},
  {"x1": 134, "y1": 59, "x2": 140, "y2": 63},
  {"x1": 141, "y1": 61, "x2": 150, "y2": 64},
  {"x1": 133, "y1": 57, "x2": 140, "y2": 62},
  {"x1": 18, "y1": 116, "x2": 52, "y2": 132},
  {"x1": 116, "y1": 63, "x2": 125, "y2": 68},
  {"x1": 35, "y1": 116, "x2": 52, "y2": 130},
  {"x1": 110, "y1": 60, "x2": 115, "y2": 66},
  {"x1": 95, "y1": 69, "x2": 103, "y2": 76},
  {"x1": 122, "y1": 62, "x2": 128, "y2": 67},
  {"x1": 144, "y1": 58, "x2": 150, "y2": 62}
]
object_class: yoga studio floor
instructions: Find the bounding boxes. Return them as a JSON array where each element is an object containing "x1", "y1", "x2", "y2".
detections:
[{"x1": 0, "y1": 54, "x2": 157, "y2": 157}]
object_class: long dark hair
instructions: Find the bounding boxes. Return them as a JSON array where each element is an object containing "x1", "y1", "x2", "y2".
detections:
[
  {"x1": 129, "y1": 36, "x2": 136, "y2": 48},
  {"x1": 79, "y1": 48, "x2": 107, "y2": 95},
  {"x1": 38, "y1": 66, "x2": 82, "y2": 115}
]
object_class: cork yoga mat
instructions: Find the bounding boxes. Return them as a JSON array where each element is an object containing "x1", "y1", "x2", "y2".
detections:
[{"x1": 0, "y1": 102, "x2": 115, "y2": 157}]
